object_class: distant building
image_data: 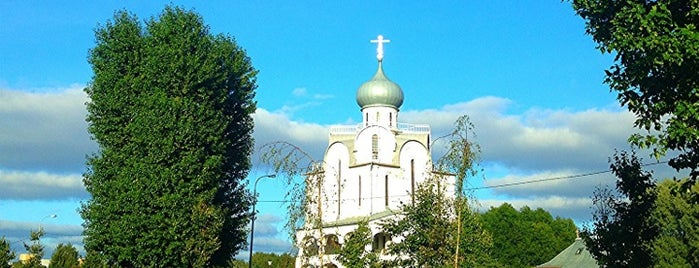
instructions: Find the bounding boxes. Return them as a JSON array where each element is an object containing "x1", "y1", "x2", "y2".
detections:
[
  {"x1": 18, "y1": 253, "x2": 50, "y2": 267},
  {"x1": 294, "y1": 36, "x2": 455, "y2": 267},
  {"x1": 537, "y1": 232, "x2": 599, "y2": 268}
]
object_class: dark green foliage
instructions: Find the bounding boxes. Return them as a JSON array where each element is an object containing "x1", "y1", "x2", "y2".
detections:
[
  {"x1": 582, "y1": 151, "x2": 658, "y2": 267},
  {"x1": 571, "y1": 0, "x2": 699, "y2": 182},
  {"x1": 48, "y1": 244, "x2": 78, "y2": 268},
  {"x1": 17, "y1": 229, "x2": 44, "y2": 268},
  {"x1": 336, "y1": 221, "x2": 379, "y2": 268},
  {"x1": 481, "y1": 203, "x2": 576, "y2": 267},
  {"x1": 651, "y1": 179, "x2": 699, "y2": 267},
  {"x1": 381, "y1": 179, "x2": 455, "y2": 267},
  {"x1": 81, "y1": 5, "x2": 257, "y2": 267},
  {"x1": 381, "y1": 178, "x2": 495, "y2": 267},
  {"x1": 0, "y1": 237, "x2": 15, "y2": 268}
]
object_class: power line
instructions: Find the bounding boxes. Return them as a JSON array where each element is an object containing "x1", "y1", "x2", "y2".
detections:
[{"x1": 255, "y1": 161, "x2": 669, "y2": 204}]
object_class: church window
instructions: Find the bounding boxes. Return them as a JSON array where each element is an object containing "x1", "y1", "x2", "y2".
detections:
[
  {"x1": 376, "y1": 112, "x2": 379, "y2": 124},
  {"x1": 372, "y1": 232, "x2": 391, "y2": 253},
  {"x1": 324, "y1": 234, "x2": 341, "y2": 255},
  {"x1": 389, "y1": 112, "x2": 393, "y2": 126},
  {"x1": 385, "y1": 175, "x2": 389, "y2": 206},
  {"x1": 358, "y1": 176, "x2": 362, "y2": 207},
  {"x1": 337, "y1": 160, "x2": 341, "y2": 216},
  {"x1": 411, "y1": 159, "x2": 415, "y2": 204},
  {"x1": 372, "y1": 134, "x2": 378, "y2": 160},
  {"x1": 365, "y1": 112, "x2": 368, "y2": 126},
  {"x1": 303, "y1": 236, "x2": 319, "y2": 256},
  {"x1": 427, "y1": 134, "x2": 430, "y2": 150}
]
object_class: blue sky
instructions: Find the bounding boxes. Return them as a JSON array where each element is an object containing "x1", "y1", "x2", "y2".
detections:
[{"x1": 0, "y1": 0, "x2": 680, "y2": 258}]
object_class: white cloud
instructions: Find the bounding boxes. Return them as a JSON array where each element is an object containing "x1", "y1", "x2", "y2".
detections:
[
  {"x1": 0, "y1": 170, "x2": 87, "y2": 200},
  {"x1": 252, "y1": 108, "x2": 329, "y2": 162},
  {"x1": 0, "y1": 86, "x2": 97, "y2": 173},
  {"x1": 402, "y1": 97, "x2": 637, "y2": 172},
  {"x1": 292, "y1": 87, "x2": 307, "y2": 97}
]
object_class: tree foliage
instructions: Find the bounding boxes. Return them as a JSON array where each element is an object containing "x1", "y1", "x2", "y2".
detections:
[
  {"x1": 651, "y1": 178, "x2": 699, "y2": 267},
  {"x1": 336, "y1": 221, "x2": 379, "y2": 268},
  {"x1": 0, "y1": 237, "x2": 15, "y2": 268},
  {"x1": 381, "y1": 115, "x2": 494, "y2": 267},
  {"x1": 582, "y1": 151, "x2": 658, "y2": 267},
  {"x1": 481, "y1": 203, "x2": 577, "y2": 267},
  {"x1": 571, "y1": 0, "x2": 699, "y2": 182},
  {"x1": 381, "y1": 178, "x2": 495, "y2": 267},
  {"x1": 17, "y1": 229, "x2": 44, "y2": 268},
  {"x1": 48, "y1": 243, "x2": 79, "y2": 268},
  {"x1": 81, "y1": 6, "x2": 257, "y2": 267}
]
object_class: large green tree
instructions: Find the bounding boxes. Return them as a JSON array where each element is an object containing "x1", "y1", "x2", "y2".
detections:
[
  {"x1": 81, "y1": 6, "x2": 257, "y2": 267},
  {"x1": 652, "y1": 178, "x2": 699, "y2": 267},
  {"x1": 582, "y1": 151, "x2": 658, "y2": 267},
  {"x1": 481, "y1": 203, "x2": 577, "y2": 267},
  {"x1": 48, "y1": 244, "x2": 79, "y2": 268},
  {"x1": 570, "y1": 0, "x2": 699, "y2": 182},
  {"x1": 0, "y1": 236, "x2": 15, "y2": 268}
]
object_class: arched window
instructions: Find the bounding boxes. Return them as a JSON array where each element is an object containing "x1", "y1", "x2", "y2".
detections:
[
  {"x1": 337, "y1": 160, "x2": 342, "y2": 216},
  {"x1": 324, "y1": 234, "x2": 341, "y2": 255},
  {"x1": 384, "y1": 175, "x2": 389, "y2": 206},
  {"x1": 389, "y1": 112, "x2": 393, "y2": 126},
  {"x1": 303, "y1": 236, "x2": 319, "y2": 256},
  {"x1": 358, "y1": 175, "x2": 362, "y2": 207},
  {"x1": 411, "y1": 159, "x2": 415, "y2": 204},
  {"x1": 372, "y1": 232, "x2": 391, "y2": 253},
  {"x1": 372, "y1": 134, "x2": 378, "y2": 160}
]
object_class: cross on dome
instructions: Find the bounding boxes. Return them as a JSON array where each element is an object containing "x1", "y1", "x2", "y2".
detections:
[{"x1": 371, "y1": 35, "x2": 390, "y2": 61}]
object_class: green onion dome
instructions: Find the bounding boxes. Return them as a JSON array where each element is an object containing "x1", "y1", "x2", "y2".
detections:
[{"x1": 356, "y1": 61, "x2": 404, "y2": 109}]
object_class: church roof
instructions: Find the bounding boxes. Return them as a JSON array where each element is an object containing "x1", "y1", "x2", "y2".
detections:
[
  {"x1": 537, "y1": 238, "x2": 599, "y2": 268},
  {"x1": 356, "y1": 61, "x2": 404, "y2": 109}
]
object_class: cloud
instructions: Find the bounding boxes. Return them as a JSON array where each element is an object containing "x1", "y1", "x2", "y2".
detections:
[
  {"x1": 0, "y1": 170, "x2": 87, "y2": 200},
  {"x1": 252, "y1": 108, "x2": 328, "y2": 163},
  {"x1": 292, "y1": 87, "x2": 307, "y2": 97},
  {"x1": 402, "y1": 96, "x2": 637, "y2": 172},
  {"x1": 0, "y1": 86, "x2": 97, "y2": 173},
  {"x1": 248, "y1": 213, "x2": 295, "y2": 254}
]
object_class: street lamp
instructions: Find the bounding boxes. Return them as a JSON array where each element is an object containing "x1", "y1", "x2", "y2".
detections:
[{"x1": 249, "y1": 174, "x2": 276, "y2": 268}]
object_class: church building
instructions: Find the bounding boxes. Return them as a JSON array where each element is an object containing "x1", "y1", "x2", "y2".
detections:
[{"x1": 294, "y1": 36, "x2": 455, "y2": 267}]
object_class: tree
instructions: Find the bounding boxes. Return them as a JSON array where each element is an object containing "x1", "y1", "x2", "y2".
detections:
[
  {"x1": 336, "y1": 220, "x2": 379, "y2": 268},
  {"x1": 81, "y1": 6, "x2": 257, "y2": 267},
  {"x1": 380, "y1": 178, "x2": 457, "y2": 267},
  {"x1": 481, "y1": 203, "x2": 577, "y2": 267},
  {"x1": 48, "y1": 244, "x2": 79, "y2": 268},
  {"x1": 381, "y1": 177, "x2": 495, "y2": 267},
  {"x1": 582, "y1": 151, "x2": 658, "y2": 267},
  {"x1": 17, "y1": 229, "x2": 44, "y2": 268},
  {"x1": 651, "y1": 178, "x2": 699, "y2": 267},
  {"x1": 0, "y1": 237, "x2": 15, "y2": 268},
  {"x1": 380, "y1": 115, "x2": 495, "y2": 267},
  {"x1": 570, "y1": 0, "x2": 699, "y2": 182}
]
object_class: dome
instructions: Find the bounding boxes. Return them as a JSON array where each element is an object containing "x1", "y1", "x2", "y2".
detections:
[{"x1": 356, "y1": 61, "x2": 404, "y2": 109}]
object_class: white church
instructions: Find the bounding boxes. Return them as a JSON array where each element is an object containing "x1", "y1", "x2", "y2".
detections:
[{"x1": 294, "y1": 36, "x2": 455, "y2": 267}]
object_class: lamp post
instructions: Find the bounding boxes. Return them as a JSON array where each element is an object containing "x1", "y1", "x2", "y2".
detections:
[{"x1": 249, "y1": 174, "x2": 276, "y2": 268}]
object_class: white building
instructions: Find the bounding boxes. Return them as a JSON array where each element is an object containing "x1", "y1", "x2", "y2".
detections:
[{"x1": 294, "y1": 36, "x2": 454, "y2": 268}]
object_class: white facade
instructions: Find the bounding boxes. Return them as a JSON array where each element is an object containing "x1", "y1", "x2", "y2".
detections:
[{"x1": 295, "y1": 38, "x2": 454, "y2": 267}]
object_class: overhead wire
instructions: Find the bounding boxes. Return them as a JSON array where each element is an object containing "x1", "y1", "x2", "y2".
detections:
[{"x1": 254, "y1": 160, "x2": 669, "y2": 204}]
